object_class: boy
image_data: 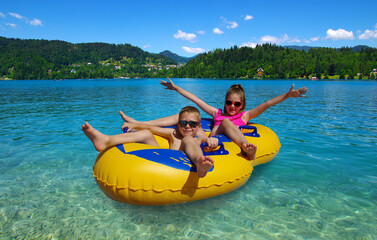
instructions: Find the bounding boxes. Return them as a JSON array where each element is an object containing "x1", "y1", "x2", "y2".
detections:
[{"x1": 82, "y1": 106, "x2": 218, "y2": 178}]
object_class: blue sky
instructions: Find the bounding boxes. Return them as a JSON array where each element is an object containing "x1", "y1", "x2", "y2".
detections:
[{"x1": 1, "y1": 0, "x2": 377, "y2": 57}]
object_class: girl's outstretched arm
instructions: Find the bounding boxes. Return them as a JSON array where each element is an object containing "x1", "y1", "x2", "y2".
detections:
[
  {"x1": 244, "y1": 84, "x2": 308, "y2": 120},
  {"x1": 160, "y1": 78, "x2": 218, "y2": 117},
  {"x1": 120, "y1": 111, "x2": 179, "y2": 127},
  {"x1": 122, "y1": 122, "x2": 173, "y2": 139}
]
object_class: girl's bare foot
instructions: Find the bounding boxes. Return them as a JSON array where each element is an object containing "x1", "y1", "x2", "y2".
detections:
[
  {"x1": 82, "y1": 122, "x2": 109, "y2": 152},
  {"x1": 196, "y1": 156, "x2": 214, "y2": 178},
  {"x1": 119, "y1": 111, "x2": 139, "y2": 123},
  {"x1": 242, "y1": 143, "x2": 257, "y2": 160}
]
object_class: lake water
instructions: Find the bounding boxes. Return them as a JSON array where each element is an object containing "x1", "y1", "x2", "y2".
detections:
[{"x1": 0, "y1": 79, "x2": 376, "y2": 239}]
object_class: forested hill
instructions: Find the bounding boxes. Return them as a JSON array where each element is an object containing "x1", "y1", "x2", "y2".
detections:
[
  {"x1": 172, "y1": 44, "x2": 377, "y2": 79},
  {"x1": 0, "y1": 37, "x2": 176, "y2": 79},
  {"x1": 159, "y1": 50, "x2": 194, "y2": 63}
]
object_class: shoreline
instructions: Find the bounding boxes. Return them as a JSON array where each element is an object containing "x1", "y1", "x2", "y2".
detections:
[{"x1": 1, "y1": 78, "x2": 377, "y2": 82}]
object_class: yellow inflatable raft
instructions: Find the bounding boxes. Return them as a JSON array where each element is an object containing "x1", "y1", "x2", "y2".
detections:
[{"x1": 93, "y1": 119, "x2": 280, "y2": 205}]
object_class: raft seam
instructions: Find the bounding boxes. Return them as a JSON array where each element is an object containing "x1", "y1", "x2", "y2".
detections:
[{"x1": 93, "y1": 171, "x2": 252, "y2": 193}]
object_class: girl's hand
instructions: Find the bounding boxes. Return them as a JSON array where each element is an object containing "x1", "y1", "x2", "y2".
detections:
[
  {"x1": 160, "y1": 78, "x2": 176, "y2": 90},
  {"x1": 289, "y1": 84, "x2": 308, "y2": 98}
]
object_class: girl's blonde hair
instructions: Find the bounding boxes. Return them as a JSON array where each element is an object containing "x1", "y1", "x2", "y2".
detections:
[{"x1": 223, "y1": 84, "x2": 246, "y2": 114}]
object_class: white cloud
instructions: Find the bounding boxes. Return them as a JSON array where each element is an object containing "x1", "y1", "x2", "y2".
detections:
[
  {"x1": 213, "y1": 28, "x2": 224, "y2": 34},
  {"x1": 226, "y1": 21, "x2": 238, "y2": 29},
  {"x1": 9, "y1": 12, "x2": 24, "y2": 20},
  {"x1": 358, "y1": 24, "x2": 377, "y2": 40},
  {"x1": 6, "y1": 23, "x2": 17, "y2": 28},
  {"x1": 310, "y1": 36, "x2": 320, "y2": 42},
  {"x1": 174, "y1": 30, "x2": 197, "y2": 43},
  {"x1": 326, "y1": 28, "x2": 354, "y2": 40},
  {"x1": 282, "y1": 34, "x2": 289, "y2": 41},
  {"x1": 260, "y1": 35, "x2": 280, "y2": 44},
  {"x1": 260, "y1": 34, "x2": 289, "y2": 44},
  {"x1": 8, "y1": 12, "x2": 43, "y2": 27},
  {"x1": 29, "y1": 18, "x2": 42, "y2": 26},
  {"x1": 288, "y1": 38, "x2": 301, "y2": 43},
  {"x1": 220, "y1": 17, "x2": 238, "y2": 29},
  {"x1": 241, "y1": 42, "x2": 257, "y2": 48},
  {"x1": 197, "y1": 30, "x2": 205, "y2": 35},
  {"x1": 143, "y1": 44, "x2": 151, "y2": 48},
  {"x1": 242, "y1": 34, "x2": 293, "y2": 47},
  {"x1": 244, "y1": 15, "x2": 253, "y2": 21},
  {"x1": 241, "y1": 33, "x2": 325, "y2": 47},
  {"x1": 182, "y1": 46, "x2": 205, "y2": 54},
  {"x1": 0, "y1": 12, "x2": 5, "y2": 18}
]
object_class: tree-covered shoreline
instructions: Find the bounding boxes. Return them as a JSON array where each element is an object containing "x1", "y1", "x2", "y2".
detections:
[
  {"x1": 172, "y1": 44, "x2": 377, "y2": 80},
  {"x1": 1, "y1": 36, "x2": 376, "y2": 80}
]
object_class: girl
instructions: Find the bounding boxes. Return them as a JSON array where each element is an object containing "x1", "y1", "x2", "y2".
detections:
[{"x1": 121, "y1": 78, "x2": 308, "y2": 160}]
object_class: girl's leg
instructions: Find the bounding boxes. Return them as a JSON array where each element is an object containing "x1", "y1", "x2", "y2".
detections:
[
  {"x1": 120, "y1": 111, "x2": 179, "y2": 127},
  {"x1": 181, "y1": 136, "x2": 214, "y2": 178},
  {"x1": 213, "y1": 118, "x2": 257, "y2": 160},
  {"x1": 82, "y1": 122, "x2": 158, "y2": 152}
]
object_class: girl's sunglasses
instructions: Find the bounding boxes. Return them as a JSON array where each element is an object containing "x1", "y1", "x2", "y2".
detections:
[
  {"x1": 178, "y1": 120, "x2": 199, "y2": 128},
  {"x1": 225, "y1": 100, "x2": 242, "y2": 107}
]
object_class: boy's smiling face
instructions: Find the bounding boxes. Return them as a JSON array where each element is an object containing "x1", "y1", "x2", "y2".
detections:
[{"x1": 177, "y1": 112, "x2": 201, "y2": 137}]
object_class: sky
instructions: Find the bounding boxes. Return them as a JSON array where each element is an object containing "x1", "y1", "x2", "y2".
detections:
[{"x1": 1, "y1": 0, "x2": 377, "y2": 57}]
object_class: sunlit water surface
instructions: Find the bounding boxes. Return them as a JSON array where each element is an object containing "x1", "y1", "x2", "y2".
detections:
[{"x1": 0, "y1": 79, "x2": 376, "y2": 239}]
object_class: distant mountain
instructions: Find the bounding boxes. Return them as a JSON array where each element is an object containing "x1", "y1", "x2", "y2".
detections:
[
  {"x1": 159, "y1": 50, "x2": 195, "y2": 63},
  {"x1": 284, "y1": 45, "x2": 372, "y2": 52},
  {"x1": 351, "y1": 45, "x2": 371, "y2": 52}
]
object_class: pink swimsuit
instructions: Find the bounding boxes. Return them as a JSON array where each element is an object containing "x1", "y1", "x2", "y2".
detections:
[{"x1": 213, "y1": 109, "x2": 247, "y2": 126}]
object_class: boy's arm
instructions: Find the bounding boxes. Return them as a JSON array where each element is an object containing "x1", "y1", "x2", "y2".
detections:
[
  {"x1": 245, "y1": 84, "x2": 308, "y2": 120},
  {"x1": 160, "y1": 78, "x2": 218, "y2": 117},
  {"x1": 196, "y1": 128, "x2": 219, "y2": 148}
]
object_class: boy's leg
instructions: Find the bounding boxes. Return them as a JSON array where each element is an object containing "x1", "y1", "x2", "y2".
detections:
[
  {"x1": 120, "y1": 111, "x2": 179, "y2": 127},
  {"x1": 181, "y1": 136, "x2": 214, "y2": 178},
  {"x1": 82, "y1": 122, "x2": 158, "y2": 152},
  {"x1": 215, "y1": 118, "x2": 257, "y2": 160}
]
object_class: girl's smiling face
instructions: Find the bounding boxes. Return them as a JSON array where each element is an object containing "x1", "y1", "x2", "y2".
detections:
[{"x1": 225, "y1": 94, "x2": 243, "y2": 116}]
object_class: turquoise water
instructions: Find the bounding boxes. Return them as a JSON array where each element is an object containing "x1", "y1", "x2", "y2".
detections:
[{"x1": 0, "y1": 79, "x2": 376, "y2": 239}]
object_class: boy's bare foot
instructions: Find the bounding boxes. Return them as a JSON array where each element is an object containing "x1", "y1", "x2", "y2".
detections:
[
  {"x1": 119, "y1": 111, "x2": 138, "y2": 123},
  {"x1": 242, "y1": 143, "x2": 257, "y2": 160},
  {"x1": 197, "y1": 156, "x2": 214, "y2": 178},
  {"x1": 82, "y1": 122, "x2": 109, "y2": 152}
]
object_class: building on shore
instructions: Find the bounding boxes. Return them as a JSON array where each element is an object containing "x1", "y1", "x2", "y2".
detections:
[{"x1": 257, "y1": 68, "x2": 264, "y2": 78}]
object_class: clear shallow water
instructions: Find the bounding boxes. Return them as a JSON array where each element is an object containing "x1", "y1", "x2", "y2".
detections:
[{"x1": 0, "y1": 79, "x2": 376, "y2": 239}]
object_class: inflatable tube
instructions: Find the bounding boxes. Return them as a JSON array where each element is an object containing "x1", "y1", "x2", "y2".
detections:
[{"x1": 93, "y1": 119, "x2": 280, "y2": 205}]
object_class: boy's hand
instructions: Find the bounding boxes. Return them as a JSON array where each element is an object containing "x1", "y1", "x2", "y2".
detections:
[
  {"x1": 121, "y1": 122, "x2": 136, "y2": 132},
  {"x1": 289, "y1": 84, "x2": 308, "y2": 98},
  {"x1": 160, "y1": 78, "x2": 176, "y2": 90},
  {"x1": 206, "y1": 137, "x2": 219, "y2": 149}
]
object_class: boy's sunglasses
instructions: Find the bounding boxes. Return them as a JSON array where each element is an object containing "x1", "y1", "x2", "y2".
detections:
[
  {"x1": 178, "y1": 120, "x2": 199, "y2": 128},
  {"x1": 225, "y1": 100, "x2": 242, "y2": 107}
]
